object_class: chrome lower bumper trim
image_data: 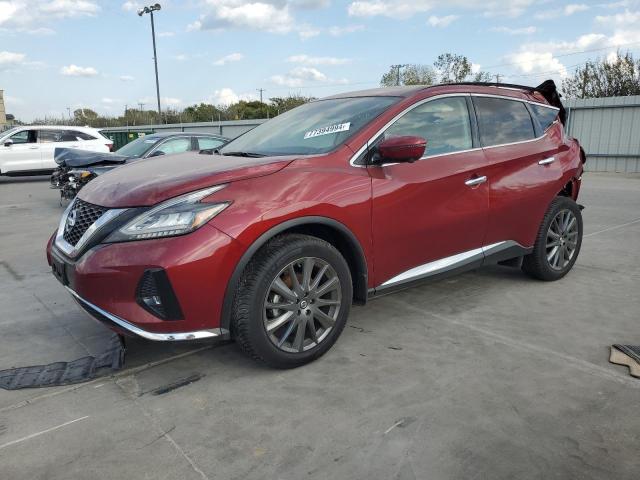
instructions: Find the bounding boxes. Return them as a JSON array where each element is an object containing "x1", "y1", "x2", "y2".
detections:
[{"x1": 66, "y1": 287, "x2": 228, "y2": 341}]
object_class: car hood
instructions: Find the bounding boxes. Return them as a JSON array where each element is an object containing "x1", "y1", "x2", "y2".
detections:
[
  {"x1": 77, "y1": 151, "x2": 295, "y2": 208},
  {"x1": 55, "y1": 148, "x2": 130, "y2": 167}
]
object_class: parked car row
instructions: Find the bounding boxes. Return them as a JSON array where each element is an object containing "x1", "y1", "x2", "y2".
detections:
[
  {"x1": 0, "y1": 126, "x2": 112, "y2": 175},
  {"x1": 50, "y1": 132, "x2": 228, "y2": 200},
  {"x1": 46, "y1": 80, "x2": 586, "y2": 368}
]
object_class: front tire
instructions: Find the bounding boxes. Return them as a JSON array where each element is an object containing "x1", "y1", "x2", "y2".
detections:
[
  {"x1": 522, "y1": 196, "x2": 583, "y2": 281},
  {"x1": 232, "y1": 234, "x2": 352, "y2": 368}
]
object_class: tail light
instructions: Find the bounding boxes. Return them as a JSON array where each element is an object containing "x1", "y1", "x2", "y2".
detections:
[{"x1": 106, "y1": 143, "x2": 114, "y2": 152}]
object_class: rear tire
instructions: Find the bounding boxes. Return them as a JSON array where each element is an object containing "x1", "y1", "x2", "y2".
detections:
[
  {"x1": 522, "y1": 196, "x2": 583, "y2": 281},
  {"x1": 232, "y1": 234, "x2": 352, "y2": 368}
]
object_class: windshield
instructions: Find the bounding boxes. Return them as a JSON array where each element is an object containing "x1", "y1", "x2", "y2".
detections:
[
  {"x1": 115, "y1": 136, "x2": 160, "y2": 157},
  {"x1": 220, "y1": 96, "x2": 400, "y2": 157}
]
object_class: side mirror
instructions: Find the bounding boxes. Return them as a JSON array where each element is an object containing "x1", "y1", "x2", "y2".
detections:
[
  {"x1": 376, "y1": 136, "x2": 426, "y2": 164},
  {"x1": 148, "y1": 150, "x2": 165, "y2": 158},
  {"x1": 4, "y1": 140, "x2": 13, "y2": 147}
]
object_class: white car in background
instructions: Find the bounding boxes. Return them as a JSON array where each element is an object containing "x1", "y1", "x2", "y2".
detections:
[{"x1": 0, "y1": 126, "x2": 113, "y2": 176}]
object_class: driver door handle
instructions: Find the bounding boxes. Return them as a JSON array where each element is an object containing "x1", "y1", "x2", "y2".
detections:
[{"x1": 465, "y1": 175, "x2": 487, "y2": 187}]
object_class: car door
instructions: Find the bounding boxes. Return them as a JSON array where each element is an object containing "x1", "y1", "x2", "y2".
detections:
[
  {"x1": 369, "y1": 95, "x2": 490, "y2": 290},
  {"x1": 472, "y1": 96, "x2": 564, "y2": 250},
  {"x1": 38, "y1": 129, "x2": 67, "y2": 169},
  {"x1": 0, "y1": 129, "x2": 40, "y2": 173}
]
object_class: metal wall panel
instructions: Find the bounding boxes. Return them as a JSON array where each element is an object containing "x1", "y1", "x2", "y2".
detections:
[
  {"x1": 565, "y1": 95, "x2": 640, "y2": 173},
  {"x1": 101, "y1": 119, "x2": 266, "y2": 141}
]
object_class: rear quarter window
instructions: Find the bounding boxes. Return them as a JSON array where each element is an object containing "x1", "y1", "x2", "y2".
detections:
[
  {"x1": 73, "y1": 131, "x2": 98, "y2": 140},
  {"x1": 529, "y1": 104, "x2": 559, "y2": 132},
  {"x1": 474, "y1": 97, "x2": 535, "y2": 147}
]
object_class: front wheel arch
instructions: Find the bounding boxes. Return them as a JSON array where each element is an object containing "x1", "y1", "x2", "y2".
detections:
[{"x1": 220, "y1": 217, "x2": 368, "y2": 333}]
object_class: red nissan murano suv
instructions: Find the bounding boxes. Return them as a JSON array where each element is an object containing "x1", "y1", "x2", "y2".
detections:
[{"x1": 47, "y1": 81, "x2": 585, "y2": 368}]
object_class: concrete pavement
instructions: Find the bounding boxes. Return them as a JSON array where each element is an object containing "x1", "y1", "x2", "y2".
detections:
[{"x1": 0, "y1": 173, "x2": 638, "y2": 479}]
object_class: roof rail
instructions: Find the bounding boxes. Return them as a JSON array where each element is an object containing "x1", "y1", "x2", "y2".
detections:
[{"x1": 436, "y1": 81, "x2": 536, "y2": 92}]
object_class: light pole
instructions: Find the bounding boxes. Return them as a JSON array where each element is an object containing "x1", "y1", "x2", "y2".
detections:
[
  {"x1": 390, "y1": 64, "x2": 409, "y2": 86},
  {"x1": 138, "y1": 4, "x2": 162, "y2": 121}
]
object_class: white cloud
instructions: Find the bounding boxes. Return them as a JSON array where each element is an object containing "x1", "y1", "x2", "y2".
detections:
[
  {"x1": 187, "y1": 1, "x2": 329, "y2": 38},
  {"x1": 328, "y1": 24, "x2": 364, "y2": 36},
  {"x1": 213, "y1": 52, "x2": 244, "y2": 66},
  {"x1": 162, "y1": 97, "x2": 183, "y2": 107},
  {"x1": 564, "y1": 3, "x2": 589, "y2": 15},
  {"x1": 0, "y1": 50, "x2": 25, "y2": 70},
  {"x1": 120, "y1": 75, "x2": 135, "y2": 81},
  {"x1": 158, "y1": 31, "x2": 175, "y2": 37},
  {"x1": 504, "y1": 51, "x2": 568, "y2": 78},
  {"x1": 348, "y1": 1, "x2": 536, "y2": 19},
  {"x1": 121, "y1": 1, "x2": 139, "y2": 11},
  {"x1": 209, "y1": 88, "x2": 256, "y2": 106},
  {"x1": 427, "y1": 15, "x2": 458, "y2": 27},
  {"x1": 189, "y1": 1, "x2": 295, "y2": 34},
  {"x1": 137, "y1": 97, "x2": 184, "y2": 108},
  {"x1": 298, "y1": 24, "x2": 321, "y2": 39},
  {"x1": 0, "y1": 0, "x2": 99, "y2": 33},
  {"x1": 596, "y1": 9, "x2": 640, "y2": 26},
  {"x1": 287, "y1": 54, "x2": 351, "y2": 66},
  {"x1": 535, "y1": 3, "x2": 590, "y2": 19},
  {"x1": 471, "y1": 63, "x2": 481, "y2": 74},
  {"x1": 60, "y1": 64, "x2": 98, "y2": 77},
  {"x1": 491, "y1": 26, "x2": 536, "y2": 35},
  {"x1": 270, "y1": 66, "x2": 331, "y2": 87},
  {"x1": 173, "y1": 54, "x2": 188, "y2": 61}
]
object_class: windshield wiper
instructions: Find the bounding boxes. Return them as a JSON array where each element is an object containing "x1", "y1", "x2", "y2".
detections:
[{"x1": 221, "y1": 151, "x2": 267, "y2": 158}]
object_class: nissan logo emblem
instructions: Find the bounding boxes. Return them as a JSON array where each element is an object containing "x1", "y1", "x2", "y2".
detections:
[{"x1": 66, "y1": 209, "x2": 77, "y2": 231}]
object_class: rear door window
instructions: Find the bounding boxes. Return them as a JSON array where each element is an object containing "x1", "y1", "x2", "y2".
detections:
[
  {"x1": 39, "y1": 130, "x2": 80, "y2": 143},
  {"x1": 154, "y1": 137, "x2": 191, "y2": 155},
  {"x1": 71, "y1": 131, "x2": 98, "y2": 140},
  {"x1": 383, "y1": 97, "x2": 473, "y2": 156},
  {"x1": 196, "y1": 136, "x2": 225, "y2": 150},
  {"x1": 473, "y1": 97, "x2": 535, "y2": 147},
  {"x1": 529, "y1": 104, "x2": 559, "y2": 132}
]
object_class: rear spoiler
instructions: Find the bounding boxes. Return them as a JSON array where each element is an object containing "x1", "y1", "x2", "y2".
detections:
[{"x1": 534, "y1": 80, "x2": 566, "y2": 125}]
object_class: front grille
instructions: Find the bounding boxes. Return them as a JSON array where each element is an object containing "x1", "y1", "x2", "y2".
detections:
[{"x1": 63, "y1": 199, "x2": 109, "y2": 246}]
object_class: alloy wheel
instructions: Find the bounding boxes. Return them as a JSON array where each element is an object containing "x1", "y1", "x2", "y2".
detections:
[
  {"x1": 263, "y1": 257, "x2": 342, "y2": 353},
  {"x1": 546, "y1": 209, "x2": 579, "y2": 270}
]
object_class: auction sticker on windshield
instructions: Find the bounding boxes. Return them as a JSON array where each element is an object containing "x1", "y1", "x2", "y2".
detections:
[{"x1": 304, "y1": 122, "x2": 351, "y2": 139}]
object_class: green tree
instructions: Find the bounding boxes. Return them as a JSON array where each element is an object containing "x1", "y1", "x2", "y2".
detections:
[
  {"x1": 434, "y1": 53, "x2": 472, "y2": 83},
  {"x1": 182, "y1": 103, "x2": 225, "y2": 122},
  {"x1": 380, "y1": 53, "x2": 493, "y2": 87},
  {"x1": 269, "y1": 95, "x2": 314, "y2": 114},
  {"x1": 562, "y1": 51, "x2": 640, "y2": 98},
  {"x1": 73, "y1": 108, "x2": 98, "y2": 126}
]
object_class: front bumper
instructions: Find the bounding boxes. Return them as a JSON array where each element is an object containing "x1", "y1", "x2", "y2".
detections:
[
  {"x1": 67, "y1": 287, "x2": 228, "y2": 341},
  {"x1": 47, "y1": 223, "x2": 245, "y2": 339}
]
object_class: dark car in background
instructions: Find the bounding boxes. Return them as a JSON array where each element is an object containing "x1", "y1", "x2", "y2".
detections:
[{"x1": 51, "y1": 132, "x2": 229, "y2": 201}]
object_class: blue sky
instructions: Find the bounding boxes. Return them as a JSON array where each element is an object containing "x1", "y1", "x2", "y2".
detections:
[{"x1": 1, "y1": 0, "x2": 639, "y2": 121}]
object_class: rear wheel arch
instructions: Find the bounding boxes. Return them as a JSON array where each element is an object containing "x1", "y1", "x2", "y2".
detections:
[{"x1": 220, "y1": 217, "x2": 369, "y2": 333}]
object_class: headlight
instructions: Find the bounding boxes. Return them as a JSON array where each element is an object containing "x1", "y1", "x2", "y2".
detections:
[{"x1": 106, "y1": 185, "x2": 230, "y2": 242}]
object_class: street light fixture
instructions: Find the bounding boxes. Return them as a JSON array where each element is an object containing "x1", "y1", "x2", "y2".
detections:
[{"x1": 137, "y1": 3, "x2": 162, "y2": 121}]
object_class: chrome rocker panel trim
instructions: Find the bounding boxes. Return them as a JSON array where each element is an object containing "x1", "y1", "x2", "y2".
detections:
[
  {"x1": 66, "y1": 287, "x2": 229, "y2": 341},
  {"x1": 378, "y1": 240, "x2": 526, "y2": 290}
]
